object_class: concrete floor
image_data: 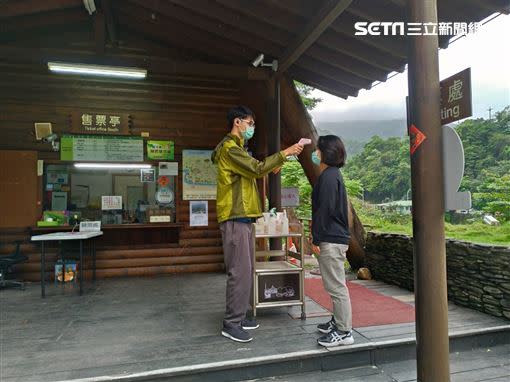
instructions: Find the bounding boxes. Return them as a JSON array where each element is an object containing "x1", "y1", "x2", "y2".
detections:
[
  {"x1": 0, "y1": 273, "x2": 508, "y2": 382},
  {"x1": 244, "y1": 344, "x2": 510, "y2": 382}
]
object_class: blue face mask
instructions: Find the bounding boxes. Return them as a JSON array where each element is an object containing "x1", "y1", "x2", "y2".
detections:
[
  {"x1": 242, "y1": 126, "x2": 255, "y2": 140},
  {"x1": 311, "y1": 151, "x2": 321, "y2": 165}
]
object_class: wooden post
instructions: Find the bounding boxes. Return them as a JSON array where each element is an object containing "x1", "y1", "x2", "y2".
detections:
[
  {"x1": 267, "y1": 77, "x2": 281, "y2": 250},
  {"x1": 407, "y1": 0, "x2": 450, "y2": 380}
]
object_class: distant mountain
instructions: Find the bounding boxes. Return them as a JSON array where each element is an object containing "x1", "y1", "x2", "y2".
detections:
[{"x1": 316, "y1": 119, "x2": 407, "y2": 141}]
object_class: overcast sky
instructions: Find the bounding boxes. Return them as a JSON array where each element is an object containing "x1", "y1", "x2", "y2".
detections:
[{"x1": 309, "y1": 14, "x2": 510, "y2": 123}]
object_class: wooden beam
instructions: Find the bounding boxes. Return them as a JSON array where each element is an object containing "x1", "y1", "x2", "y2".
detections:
[
  {"x1": 277, "y1": 0, "x2": 353, "y2": 73},
  {"x1": 0, "y1": 9, "x2": 89, "y2": 34},
  {"x1": 0, "y1": 45, "x2": 270, "y2": 80},
  {"x1": 288, "y1": 67, "x2": 354, "y2": 98},
  {"x1": 0, "y1": 0, "x2": 83, "y2": 18},
  {"x1": 123, "y1": 0, "x2": 369, "y2": 92},
  {"x1": 115, "y1": 1, "x2": 253, "y2": 64},
  {"x1": 101, "y1": 0, "x2": 118, "y2": 45},
  {"x1": 94, "y1": 10, "x2": 106, "y2": 55},
  {"x1": 463, "y1": 0, "x2": 510, "y2": 15},
  {"x1": 166, "y1": 0, "x2": 389, "y2": 82},
  {"x1": 216, "y1": 0, "x2": 403, "y2": 71},
  {"x1": 345, "y1": 0, "x2": 405, "y2": 22}
]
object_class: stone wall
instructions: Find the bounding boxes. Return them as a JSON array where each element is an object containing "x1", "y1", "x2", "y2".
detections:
[{"x1": 365, "y1": 232, "x2": 510, "y2": 320}]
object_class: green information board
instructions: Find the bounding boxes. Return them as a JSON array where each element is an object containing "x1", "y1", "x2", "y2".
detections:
[
  {"x1": 60, "y1": 135, "x2": 144, "y2": 162},
  {"x1": 147, "y1": 140, "x2": 175, "y2": 160}
]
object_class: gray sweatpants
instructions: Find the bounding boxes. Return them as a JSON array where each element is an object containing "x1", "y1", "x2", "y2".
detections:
[
  {"x1": 220, "y1": 220, "x2": 254, "y2": 329},
  {"x1": 317, "y1": 242, "x2": 352, "y2": 332}
]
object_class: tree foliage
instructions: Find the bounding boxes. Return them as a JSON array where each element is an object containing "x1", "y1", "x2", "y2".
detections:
[
  {"x1": 294, "y1": 81, "x2": 322, "y2": 111},
  {"x1": 343, "y1": 136, "x2": 410, "y2": 203},
  {"x1": 341, "y1": 106, "x2": 510, "y2": 220}
]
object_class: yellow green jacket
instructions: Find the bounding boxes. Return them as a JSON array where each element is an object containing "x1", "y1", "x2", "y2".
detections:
[{"x1": 212, "y1": 133, "x2": 286, "y2": 223}]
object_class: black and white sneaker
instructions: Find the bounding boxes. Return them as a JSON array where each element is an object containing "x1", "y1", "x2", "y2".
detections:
[
  {"x1": 241, "y1": 318, "x2": 259, "y2": 330},
  {"x1": 221, "y1": 325, "x2": 253, "y2": 343},
  {"x1": 317, "y1": 330, "x2": 354, "y2": 347},
  {"x1": 317, "y1": 316, "x2": 337, "y2": 334}
]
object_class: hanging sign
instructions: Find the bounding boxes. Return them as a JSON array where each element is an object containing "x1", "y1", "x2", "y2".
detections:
[
  {"x1": 71, "y1": 112, "x2": 130, "y2": 135},
  {"x1": 440, "y1": 68, "x2": 472, "y2": 125}
]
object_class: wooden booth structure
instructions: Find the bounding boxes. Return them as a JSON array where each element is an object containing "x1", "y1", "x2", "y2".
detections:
[
  {"x1": 0, "y1": 0, "x2": 505, "y2": 278},
  {"x1": 1, "y1": 1, "x2": 507, "y2": 379},
  {"x1": 0, "y1": 0, "x2": 505, "y2": 275}
]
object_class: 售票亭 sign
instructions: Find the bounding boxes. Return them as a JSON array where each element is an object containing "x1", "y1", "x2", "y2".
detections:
[{"x1": 71, "y1": 112, "x2": 130, "y2": 135}]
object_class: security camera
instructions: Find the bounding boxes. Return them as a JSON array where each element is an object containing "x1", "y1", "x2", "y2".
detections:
[
  {"x1": 42, "y1": 133, "x2": 58, "y2": 143},
  {"x1": 251, "y1": 53, "x2": 264, "y2": 67},
  {"x1": 251, "y1": 53, "x2": 278, "y2": 72}
]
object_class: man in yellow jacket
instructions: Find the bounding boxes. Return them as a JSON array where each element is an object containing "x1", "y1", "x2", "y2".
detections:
[{"x1": 212, "y1": 105, "x2": 304, "y2": 343}]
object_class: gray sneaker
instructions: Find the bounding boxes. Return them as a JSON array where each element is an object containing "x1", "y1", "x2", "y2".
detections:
[
  {"x1": 241, "y1": 318, "x2": 259, "y2": 330},
  {"x1": 317, "y1": 330, "x2": 354, "y2": 348},
  {"x1": 317, "y1": 316, "x2": 336, "y2": 334},
  {"x1": 221, "y1": 325, "x2": 253, "y2": 343}
]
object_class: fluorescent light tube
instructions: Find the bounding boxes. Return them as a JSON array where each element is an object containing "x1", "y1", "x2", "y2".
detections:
[
  {"x1": 74, "y1": 163, "x2": 152, "y2": 169},
  {"x1": 48, "y1": 62, "x2": 147, "y2": 79}
]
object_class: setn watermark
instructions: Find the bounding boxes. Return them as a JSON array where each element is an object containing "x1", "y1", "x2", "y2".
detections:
[{"x1": 354, "y1": 21, "x2": 481, "y2": 36}]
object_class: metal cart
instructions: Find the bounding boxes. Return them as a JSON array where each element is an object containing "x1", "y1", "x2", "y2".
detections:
[{"x1": 251, "y1": 224, "x2": 306, "y2": 319}]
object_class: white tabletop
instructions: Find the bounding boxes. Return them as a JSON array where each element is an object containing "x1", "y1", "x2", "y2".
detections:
[{"x1": 31, "y1": 231, "x2": 103, "y2": 241}]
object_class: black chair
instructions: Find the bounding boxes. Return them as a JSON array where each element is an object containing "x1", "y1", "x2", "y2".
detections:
[{"x1": 0, "y1": 242, "x2": 28, "y2": 290}]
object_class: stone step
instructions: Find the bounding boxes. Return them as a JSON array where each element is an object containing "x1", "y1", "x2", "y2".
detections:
[{"x1": 62, "y1": 325, "x2": 509, "y2": 382}]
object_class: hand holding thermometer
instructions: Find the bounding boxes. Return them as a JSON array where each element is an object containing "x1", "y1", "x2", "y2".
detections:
[{"x1": 298, "y1": 138, "x2": 312, "y2": 146}]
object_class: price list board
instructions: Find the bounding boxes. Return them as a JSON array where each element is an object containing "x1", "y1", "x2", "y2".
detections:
[{"x1": 61, "y1": 135, "x2": 143, "y2": 162}]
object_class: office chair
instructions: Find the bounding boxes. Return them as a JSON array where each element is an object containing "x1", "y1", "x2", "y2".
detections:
[{"x1": 0, "y1": 242, "x2": 28, "y2": 290}]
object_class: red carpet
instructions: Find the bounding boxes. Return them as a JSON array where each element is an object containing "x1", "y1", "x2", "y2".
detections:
[{"x1": 305, "y1": 277, "x2": 415, "y2": 327}]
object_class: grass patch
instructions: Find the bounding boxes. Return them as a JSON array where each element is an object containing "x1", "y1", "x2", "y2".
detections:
[{"x1": 352, "y1": 200, "x2": 509, "y2": 246}]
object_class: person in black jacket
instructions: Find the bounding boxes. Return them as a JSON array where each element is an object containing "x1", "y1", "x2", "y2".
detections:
[{"x1": 311, "y1": 135, "x2": 354, "y2": 347}]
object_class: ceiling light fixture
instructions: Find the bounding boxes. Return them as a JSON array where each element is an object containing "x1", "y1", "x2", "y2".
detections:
[
  {"x1": 74, "y1": 163, "x2": 152, "y2": 169},
  {"x1": 48, "y1": 62, "x2": 147, "y2": 79}
]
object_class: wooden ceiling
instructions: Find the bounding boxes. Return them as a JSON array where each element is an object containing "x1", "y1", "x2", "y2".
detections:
[{"x1": 0, "y1": 0, "x2": 508, "y2": 99}]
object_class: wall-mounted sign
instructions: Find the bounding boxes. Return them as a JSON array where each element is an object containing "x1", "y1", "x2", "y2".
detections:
[
  {"x1": 182, "y1": 150, "x2": 217, "y2": 200},
  {"x1": 147, "y1": 140, "x2": 174, "y2": 160},
  {"x1": 281, "y1": 187, "x2": 300, "y2": 207},
  {"x1": 440, "y1": 68, "x2": 472, "y2": 125},
  {"x1": 101, "y1": 196, "x2": 122, "y2": 210},
  {"x1": 140, "y1": 168, "x2": 155, "y2": 183},
  {"x1": 61, "y1": 135, "x2": 143, "y2": 162},
  {"x1": 71, "y1": 112, "x2": 130, "y2": 135},
  {"x1": 159, "y1": 162, "x2": 178, "y2": 176},
  {"x1": 156, "y1": 188, "x2": 174, "y2": 205}
]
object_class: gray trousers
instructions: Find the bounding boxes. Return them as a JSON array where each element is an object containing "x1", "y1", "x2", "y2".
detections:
[
  {"x1": 220, "y1": 220, "x2": 254, "y2": 328},
  {"x1": 318, "y1": 242, "x2": 352, "y2": 331}
]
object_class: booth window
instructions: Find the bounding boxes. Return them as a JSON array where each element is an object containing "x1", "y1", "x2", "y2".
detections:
[{"x1": 42, "y1": 164, "x2": 176, "y2": 225}]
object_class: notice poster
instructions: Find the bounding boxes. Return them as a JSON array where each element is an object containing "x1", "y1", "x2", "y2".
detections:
[
  {"x1": 189, "y1": 201, "x2": 208, "y2": 227},
  {"x1": 159, "y1": 162, "x2": 178, "y2": 176},
  {"x1": 101, "y1": 195, "x2": 122, "y2": 210},
  {"x1": 182, "y1": 150, "x2": 217, "y2": 200},
  {"x1": 51, "y1": 192, "x2": 68, "y2": 211}
]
